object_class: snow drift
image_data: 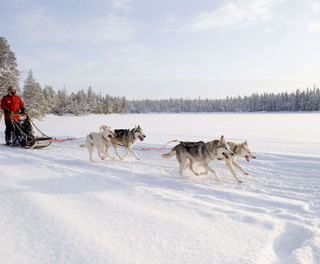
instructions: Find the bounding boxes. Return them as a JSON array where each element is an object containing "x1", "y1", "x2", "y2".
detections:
[{"x1": 0, "y1": 113, "x2": 319, "y2": 264}]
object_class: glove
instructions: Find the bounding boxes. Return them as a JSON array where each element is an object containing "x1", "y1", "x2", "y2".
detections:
[
  {"x1": 5, "y1": 109, "x2": 11, "y2": 114},
  {"x1": 20, "y1": 108, "x2": 25, "y2": 114}
]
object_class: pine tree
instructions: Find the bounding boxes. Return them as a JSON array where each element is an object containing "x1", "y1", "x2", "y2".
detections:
[
  {"x1": 52, "y1": 88, "x2": 69, "y2": 115},
  {"x1": 22, "y1": 70, "x2": 46, "y2": 118},
  {"x1": 0, "y1": 37, "x2": 19, "y2": 96},
  {"x1": 43, "y1": 85, "x2": 56, "y2": 114}
]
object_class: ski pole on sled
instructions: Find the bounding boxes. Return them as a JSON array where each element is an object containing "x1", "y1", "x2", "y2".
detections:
[{"x1": 9, "y1": 112, "x2": 53, "y2": 149}]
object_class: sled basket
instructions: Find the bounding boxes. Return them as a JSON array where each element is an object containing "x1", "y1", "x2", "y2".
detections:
[
  {"x1": 25, "y1": 137, "x2": 53, "y2": 149},
  {"x1": 10, "y1": 113, "x2": 53, "y2": 149}
]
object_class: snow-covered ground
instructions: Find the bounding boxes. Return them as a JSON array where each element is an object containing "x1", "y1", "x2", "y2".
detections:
[{"x1": 0, "y1": 113, "x2": 319, "y2": 264}]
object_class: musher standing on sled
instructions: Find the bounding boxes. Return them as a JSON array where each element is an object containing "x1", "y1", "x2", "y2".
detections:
[{"x1": 1, "y1": 85, "x2": 25, "y2": 145}]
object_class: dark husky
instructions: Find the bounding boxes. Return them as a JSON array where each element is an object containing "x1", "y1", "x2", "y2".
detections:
[
  {"x1": 112, "y1": 125, "x2": 146, "y2": 160},
  {"x1": 162, "y1": 136, "x2": 233, "y2": 180}
]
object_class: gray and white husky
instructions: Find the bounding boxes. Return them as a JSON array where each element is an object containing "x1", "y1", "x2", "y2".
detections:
[
  {"x1": 222, "y1": 141, "x2": 256, "y2": 182},
  {"x1": 81, "y1": 125, "x2": 116, "y2": 162},
  {"x1": 162, "y1": 136, "x2": 233, "y2": 180},
  {"x1": 112, "y1": 125, "x2": 146, "y2": 160}
]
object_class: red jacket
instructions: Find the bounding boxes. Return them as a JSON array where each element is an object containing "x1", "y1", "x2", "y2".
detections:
[{"x1": 1, "y1": 94, "x2": 25, "y2": 121}]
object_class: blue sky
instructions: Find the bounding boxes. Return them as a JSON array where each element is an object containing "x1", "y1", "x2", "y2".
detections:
[{"x1": 1, "y1": 0, "x2": 320, "y2": 99}]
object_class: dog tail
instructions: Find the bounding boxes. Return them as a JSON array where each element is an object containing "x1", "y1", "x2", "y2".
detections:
[
  {"x1": 79, "y1": 144, "x2": 86, "y2": 148},
  {"x1": 161, "y1": 150, "x2": 176, "y2": 159}
]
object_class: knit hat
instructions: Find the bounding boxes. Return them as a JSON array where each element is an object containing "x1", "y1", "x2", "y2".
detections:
[{"x1": 7, "y1": 85, "x2": 17, "y2": 93}]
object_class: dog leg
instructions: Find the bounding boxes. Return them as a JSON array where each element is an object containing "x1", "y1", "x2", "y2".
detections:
[
  {"x1": 189, "y1": 159, "x2": 200, "y2": 176},
  {"x1": 204, "y1": 164, "x2": 219, "y2": 181},
  {"x1": 89, "y1": 149, "x2": 94, "y2": 162},
  {"x1": 121, "y1": 148, "x2": 130, "y2": 159},
  {"x1": 232, "y1": 160, "x2": 249, "y2": 175},
  {"x1": 105, "y1": 150, "x2": 115, "y2": 160},
  {"x1": 129, "y1": 148, "x2": 140, "y2": 160},
  {"x1": 177, "y1": 154, "x2": 188, "y2": 176},
  {"x1": 87, "y1": 143, "x2": 94, "y2": 162},
  {"x1": 96, "y1": 146, "x2": 107, "y2": 160},
  {"x1": 198, "y1": 168, "x2": 208, "y2": 176},
  {"x1": 103, "y1": 152, "x2": 114, "y2": 161},
  {"x1": 113, "y1": 145, "x2": 123, "y2": 160},
  {"x1": 226, "y1": 160, "x2": 242, "y2": 183}
]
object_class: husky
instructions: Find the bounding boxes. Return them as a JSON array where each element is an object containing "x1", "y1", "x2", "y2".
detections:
[
  {"x1": 162, "y1": 136, "x2": 233, "y2": 180},
  {"x1": 112, "y1": 125, "x2": 146, "y2": 160},
  {"x1": 222, "y1": 141, "x2": 256, "y2": 182},
  {"x1": 81, "y1": 125, "x2": 116, "y2": 162}
]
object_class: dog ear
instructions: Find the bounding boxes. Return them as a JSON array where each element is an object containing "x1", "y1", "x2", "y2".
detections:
[
  {"x1": 220, "y1": 135, "x2": 225, "y2": 142},
  {"x1": 244, "y1": 140, "x2": 248, "y2": 146}
]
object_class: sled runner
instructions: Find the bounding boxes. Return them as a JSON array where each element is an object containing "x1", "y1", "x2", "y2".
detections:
[{"x1": 10, "y1": 113, "x2": 53, "y2": 149}]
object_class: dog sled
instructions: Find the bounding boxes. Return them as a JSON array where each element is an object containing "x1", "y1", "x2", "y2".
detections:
[{"x1": 10, "y1": 113, "x2": 53, "y2": 149}]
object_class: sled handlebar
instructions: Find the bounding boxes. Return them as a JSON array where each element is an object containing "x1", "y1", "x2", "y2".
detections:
[
  {"x1": 9, "y1": 112, "x2": 28, "y2": 120},
  {"x1": 10, "y1": 112, "x2": 27, "y2": 116}
]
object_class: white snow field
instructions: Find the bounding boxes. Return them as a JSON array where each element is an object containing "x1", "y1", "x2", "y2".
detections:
[{"x1": 0, "y1": 113, "x2": 319, "y2": 264}]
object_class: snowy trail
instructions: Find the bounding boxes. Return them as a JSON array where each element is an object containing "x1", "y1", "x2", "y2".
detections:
[{"x1": 0, "y1": 114, "x2": 320, "y2": 263}]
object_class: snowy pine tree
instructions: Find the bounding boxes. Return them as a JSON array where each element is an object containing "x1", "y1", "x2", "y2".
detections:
[
  {"x1": 43, "y1": 85, "x2": 56, "y2": 114},
  {"x1": 22, "y1": 70, "x2": 46, "y2": 118},
  {"x1": 0, "y1": 37, "x2": 19, "y2": 96},
  {"x1": 52, "y1": 88, "x2": 69, "y2": 115}
]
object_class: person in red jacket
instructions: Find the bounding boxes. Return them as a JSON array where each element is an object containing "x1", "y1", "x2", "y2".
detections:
[{"x1": 1, "y1": 85, "x2": 25, "y2": 145}]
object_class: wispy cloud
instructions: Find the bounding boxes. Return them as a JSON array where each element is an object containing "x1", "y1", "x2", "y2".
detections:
[
  {"x1": 308, "y1": 21, "x2": 320, "y2": 32},
  {"x1": 17, "y1": 8, "x2": 137, "y2": 43},
  {"x1": 160, "y1": 13, "x2": 181, "y2": 32},
  {"x1": 311, "y1": 2, "x2": 320, "y2": 12},
  {"x1": 109, "y1": 44, "x2": 154, "y2": 72},
  {"x1": 309, "y1": 2, "x2": 320, "y2": 33},
  {"x1": 112, "y1": 0, "x2": 131, "y2": 10},
  {"x1": 184, "y1": 0, "x2": 281, "y2": 31}
]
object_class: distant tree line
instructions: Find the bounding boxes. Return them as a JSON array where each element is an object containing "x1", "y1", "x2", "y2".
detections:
[
  {"x1": 1, "y1": 36, "x2": 320, "y2": 118},
  {"x1": 129, "y1": 88, "x2": 320, "y2": 113}
]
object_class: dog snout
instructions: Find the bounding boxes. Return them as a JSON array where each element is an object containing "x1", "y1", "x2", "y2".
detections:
[{"x1": 222, "y1": 152, "x2": 229, "y2": 159}]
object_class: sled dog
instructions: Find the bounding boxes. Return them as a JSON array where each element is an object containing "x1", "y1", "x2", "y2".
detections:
[
  {"x1": 82, "y1": 125, "x2": 116, "y2": 162},
  {"x1": 112, "y1": 125, "x2": 146, "y2": 160},
  {"x1": 162, "y1": 136, "x2": 233, "y2": 180},
  {"x1": 222, "y1": 141, "x2": 256, "y2": 182}
]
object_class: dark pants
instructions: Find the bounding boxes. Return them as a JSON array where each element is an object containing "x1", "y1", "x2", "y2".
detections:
[{"x1": 4, "y1": 119, "x2": 14, "y2": 143}]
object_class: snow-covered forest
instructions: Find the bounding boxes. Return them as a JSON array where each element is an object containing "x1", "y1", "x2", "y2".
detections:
[
  {"x1": 129, "y1": 88, "x2": 320, "y2": 113},
  {"x1": 9, "y1": 70, "x2": 320, "y2": 117},
  {"x1": 22, "y1": 70, "x2": 128, "y2": 117},
  {"x1": 1, "y1": 36, "x2": 320, "y2": 118}
]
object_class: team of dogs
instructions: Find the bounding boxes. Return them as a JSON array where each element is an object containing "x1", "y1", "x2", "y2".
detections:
[{"x1": 81, "y1": 125, "x2": 256, "y2": 183}]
